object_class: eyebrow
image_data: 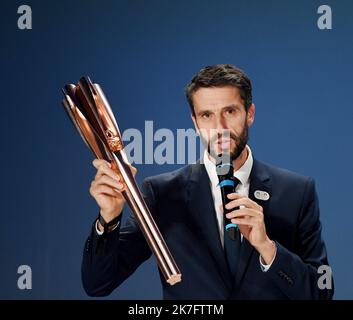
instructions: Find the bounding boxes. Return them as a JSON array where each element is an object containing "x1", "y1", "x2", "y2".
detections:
[{"x1": 196, "y1": 104, "x2": 240, "y2": 116}]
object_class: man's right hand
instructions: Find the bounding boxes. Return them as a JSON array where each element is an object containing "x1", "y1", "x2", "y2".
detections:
[{"x1": 89, "y1": 159, "x2": 137, "y2": 226}]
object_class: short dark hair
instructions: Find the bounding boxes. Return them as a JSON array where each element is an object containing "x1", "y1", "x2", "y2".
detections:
[{"x1": 185, "y1": 64, "x2": 252, "y2": 115}]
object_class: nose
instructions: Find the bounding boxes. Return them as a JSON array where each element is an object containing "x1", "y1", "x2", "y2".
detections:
[{"x1": 215, "y1": 113, "x2": 229, "y2": 133}]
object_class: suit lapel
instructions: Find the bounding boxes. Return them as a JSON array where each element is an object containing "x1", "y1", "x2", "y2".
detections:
[
  {"x1": 235, "y1": 158, "x2": 272, "y2": 286},
  {"x1": 186, "y1": 162, "x2": 233, "y2": 291}
]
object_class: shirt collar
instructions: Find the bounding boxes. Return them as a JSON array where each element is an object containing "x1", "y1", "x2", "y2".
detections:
[{"x1": 203, "y1": 145, "x2": 253, "y2": 187}]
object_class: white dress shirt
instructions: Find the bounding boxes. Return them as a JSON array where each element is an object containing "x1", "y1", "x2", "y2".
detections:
[{"x1": 203, "y1": 145, "x2": 275, "y2": 272}]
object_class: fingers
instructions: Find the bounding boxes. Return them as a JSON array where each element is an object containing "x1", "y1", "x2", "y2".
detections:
[
  {"x1": 91, "y1": 159, "x2": 138, "y2": 200},
  {"x1": 228, "y1": 212, "x2": 263, "y2": 227},
  {"x1": 96, "y1": 175, "x2": 124, "y2": 190},
  {"x1": 230, "y1": 217, "x2": 256, "y2": 227},
  {"x1": 225, "y1": 195, "x2": 262, "y2": 211},
  {"x1": 92, "y1": 159, "x2": 137, "y2": 180},
  {"x1": 226, "y1": 208, "x2": 263, "y2": 220},
  {"x1": 93, "y1": 159, "x2": 122, "y2": 181},
  {"x1": 91, "y1": 159, "x2": 126, "y2": 197},
  {"x1": 227, "y1": 193, "x2": 245, "y2": 200},
  {"x1": 90, "y1": 184, "x2": 120, "y2": 197},
  {"x1": 92, "y1": 159, "x2": 111, "y2": 169}
]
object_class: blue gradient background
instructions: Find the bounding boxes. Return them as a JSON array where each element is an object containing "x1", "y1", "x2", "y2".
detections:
[{"x1": 1, "y1": 0, "x2": 352, "y2": 299}]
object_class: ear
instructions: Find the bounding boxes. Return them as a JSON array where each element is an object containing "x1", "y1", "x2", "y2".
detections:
[
  {"x1": 191, "y1": 114, "x2": 200, "y2": 134},
  {"x1": 247, "y1": 103, "x2": 255, "y2": 127}
]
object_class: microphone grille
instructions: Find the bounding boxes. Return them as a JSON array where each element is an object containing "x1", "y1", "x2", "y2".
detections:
[{"x1": 216, "y1": 153, "x2": 234, "y2": 177}]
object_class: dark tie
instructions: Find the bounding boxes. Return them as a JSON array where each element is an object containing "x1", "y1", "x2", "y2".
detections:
[{"x1": 223, "y1": 177, "x2": 241, "y2": 281}]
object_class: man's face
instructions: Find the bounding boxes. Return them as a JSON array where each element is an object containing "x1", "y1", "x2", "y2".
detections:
[{"x1": 191, "y1": 86, "x2": 255, "y2": 161}]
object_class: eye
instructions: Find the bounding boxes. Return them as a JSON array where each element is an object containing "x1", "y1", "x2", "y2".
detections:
[
  {"x1": 201, "y1": 112, "x2": 211, "y2": 119},
  {"x1": 224, "y1": 108, "x2": 236, "y2": 116}
]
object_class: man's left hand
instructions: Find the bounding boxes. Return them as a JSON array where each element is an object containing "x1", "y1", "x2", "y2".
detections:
[{"x1": 225, "y1": 193, "x2": 276, "y2": 264}]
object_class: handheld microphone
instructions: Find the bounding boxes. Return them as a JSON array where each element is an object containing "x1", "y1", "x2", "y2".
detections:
[{"x1": 216, "y1": 154, "x2": 240, "y2": 240}]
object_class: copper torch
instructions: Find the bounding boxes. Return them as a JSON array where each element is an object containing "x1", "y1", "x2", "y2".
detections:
[{"x1": 62, "y1": 77, "x2": 182, "y2": 285}]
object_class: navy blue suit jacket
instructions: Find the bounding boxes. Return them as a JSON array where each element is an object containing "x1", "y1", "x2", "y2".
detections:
[{"x1": 81, "y1": 158, "x2": 333, "y2": 299}]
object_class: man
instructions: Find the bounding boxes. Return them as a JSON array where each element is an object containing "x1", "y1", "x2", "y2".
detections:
[{"x1": 82, "y1": 64, "x2": 333, "y2": 299}]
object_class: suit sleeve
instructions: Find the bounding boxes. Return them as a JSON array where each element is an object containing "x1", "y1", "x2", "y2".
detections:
[
  {"x1": 265, "y1": 178, "x2": 334, "y2": 300},
  {"x1": 81, "y1": 179, "x2": 156, "y2": 297}
]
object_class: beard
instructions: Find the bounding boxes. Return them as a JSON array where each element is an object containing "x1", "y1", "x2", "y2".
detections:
[{"x1": 201, "y1": 120, "x2": 249, "y2": 163}]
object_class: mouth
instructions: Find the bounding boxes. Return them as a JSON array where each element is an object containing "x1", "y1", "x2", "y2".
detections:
[{"x1": 215, "y1": 139, "x2": 232, "y2": 150}]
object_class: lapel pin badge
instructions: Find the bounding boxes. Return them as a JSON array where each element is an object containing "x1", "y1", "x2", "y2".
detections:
[{"x1": 254, "y1": 190, "x2": 270, "y2": 201}]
